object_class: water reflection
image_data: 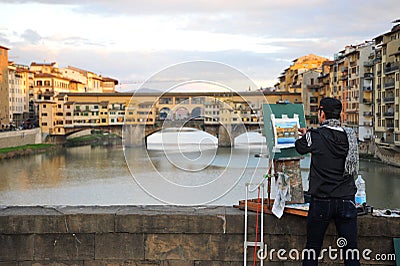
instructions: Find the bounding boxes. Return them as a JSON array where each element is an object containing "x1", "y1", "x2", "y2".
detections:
[{"x1": 0, "y1": 145, "x2": 398, "y2": 208}]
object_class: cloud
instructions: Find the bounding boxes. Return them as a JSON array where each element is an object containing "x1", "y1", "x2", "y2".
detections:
[
  {"x1": 0, "y1": 33, "x2": 11, "y2": 46},
  {"x1": 0, "y1": 0, "x2": 321, "y2": 15},
  {"x1": 2, "y1": 0, "x2": 400, "y2": 88},
  {"x1": 20, "y1": 29, "x2": 41, "y2": 44}
]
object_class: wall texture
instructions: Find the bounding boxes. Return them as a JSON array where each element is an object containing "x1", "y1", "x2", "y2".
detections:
[
  {"x1": 0, "y1": 206, "x2": 398, "y2": 265},
  {"x1": 0, "y1": 128, "x2": 42, "y2": 149}
]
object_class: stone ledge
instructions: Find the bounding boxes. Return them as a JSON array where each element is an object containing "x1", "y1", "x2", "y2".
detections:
[
  {"x1": 0, "y1": 206, "x2": 398, "y2": 236},
  {"x1": 0, "y1": 206, "x2": 398, "y2": 265}
]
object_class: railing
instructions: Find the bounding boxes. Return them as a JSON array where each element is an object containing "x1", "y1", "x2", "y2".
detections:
[
  {"x1": 383, "y1": 97, "x2": 395, "y2": 103},
  {"x1": 363, "y1": 99, "x2": 372, "y2": 105},
  {"x1": 363, "y1": 111, "x2": 373, "y2": 116},
  {"x1": 383, "y1": 112, "x2": 394, "y2": 117},
  {"x1": 364, "y1": 73, "x2": 374, "y2": 79},
  {"x1": 387, "y1": 123, "x2": 395, "y2": 130},
  {"x1": 384, "y1": 62, "x2": 400, "y2": 74},
  {"x1": 363, "y1": 60, "x2": 374, "y2": 67},
  {"x1": 384, "y1": 81, "x2": 395, "y2": 88}
]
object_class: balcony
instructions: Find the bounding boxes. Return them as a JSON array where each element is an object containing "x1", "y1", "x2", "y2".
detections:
[
  {"x1": 362, "y1": 99, "x2": 372, "y2": 105},
  {"x1": 363, "y1": 60, "x2": 374, "y2": 67},
  {"x1": 374, "y1": 57, "x2": 382, "y2": 64},
  {"x1": 364, "y1": 73, "x2": 374, "y2": 79},
  {"x1": 384, "y1": 62, "x2": 400, "y2": 74},
  {"x1": 384, "y1": 112, "x2": 394, "y2": 117},
  {"x1": 384, "y1": 81, "x2": 395, "y2": 89},
  {"x1": 363, "y1": 111, "x2": 373, "y2": 117},
  {"x1": 383, "y1": 97, "x2": 395, "y2": 103}
]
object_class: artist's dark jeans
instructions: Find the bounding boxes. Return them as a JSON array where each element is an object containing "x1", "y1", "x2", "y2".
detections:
[{"x1": 303, "y1": 196, "x2": 360, "y2": 266}]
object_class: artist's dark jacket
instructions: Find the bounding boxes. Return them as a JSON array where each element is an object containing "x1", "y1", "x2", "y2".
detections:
[{"x1": 295, "y1": 126, "x2": 357, "y2": 198}]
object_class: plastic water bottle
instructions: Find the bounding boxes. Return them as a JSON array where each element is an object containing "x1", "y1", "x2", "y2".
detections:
[{"x1": 355, "y1": 175, "x2": 366, "y2": 205}]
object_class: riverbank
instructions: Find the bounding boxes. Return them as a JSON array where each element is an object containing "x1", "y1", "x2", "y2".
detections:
[
  {"x1": 0, "y1": 133, "x2": 122, "y2": 160},
  {"x1": 0, "y1": 143, "x2": 57, "y2": 160},
  {"x1": 64, "y1": 132, "x2": 122, "y2": 147}
]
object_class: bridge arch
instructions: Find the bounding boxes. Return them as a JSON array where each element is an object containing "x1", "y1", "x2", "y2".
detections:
[
  {"x1": 191, "y1": 107, "x2": 203, "y2": 119},
  {"x1": 174, "y1": 107, "x2": 190, "y2": 120},
  {"x1": 159, "y1": 107, "x2": 171, "y2": 120}
]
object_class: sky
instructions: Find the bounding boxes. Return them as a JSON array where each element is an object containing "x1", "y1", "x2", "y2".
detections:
[{"x1": 0, "y1": 0, "x2": 399, "y2": 92}]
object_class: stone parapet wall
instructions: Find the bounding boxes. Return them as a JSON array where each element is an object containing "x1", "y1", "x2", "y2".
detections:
[
  {"x1": 0, "y1": 206, "x2": 398, "y2": 265},
  {"x1": 0, "y1": 128, "x2": 41, "y2": 149}
]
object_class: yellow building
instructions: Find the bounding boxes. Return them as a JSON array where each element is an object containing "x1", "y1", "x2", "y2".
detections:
[
  {"x1": 374, "y1": 23, "x2": 400, "y2": 145},
  {"x1": 283, "y1": 54, "x2": 330, "y2": 94},
  {"x1": 37, "y1": 91, "x2": 302, "y2": 135},
  {"x1": 30, "y1": 62, "x2": 118, "y2": 96},
  {"x1": 0, "y1": 46, "x2": 9, "y2": 127}
]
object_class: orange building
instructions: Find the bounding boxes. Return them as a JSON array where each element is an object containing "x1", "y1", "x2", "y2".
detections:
[
  {"x1": 0, "y1": 46, "x2": 9, "y2": 126},
  {"x1": 278, "y1": 54, "x2": 330, "y2": 94}
]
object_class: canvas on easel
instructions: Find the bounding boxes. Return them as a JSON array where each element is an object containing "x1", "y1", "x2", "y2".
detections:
[
  {"x1": 262, "y1": 103, "x2": 306, "y2": 211},
  {"x1": 271, "y1": 113, "x2": 300, "y2": 152},
  {"x1": 262, "y1": 103, "x2": 306, "y2": 159}
]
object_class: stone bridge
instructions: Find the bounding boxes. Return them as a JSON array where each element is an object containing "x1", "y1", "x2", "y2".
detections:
[
  {"x1": 124, "y1": 121, "x2": 262, "y2": 147},
  {"x1": 62, "y1": 120, "x2": 262, "y2": 147}
]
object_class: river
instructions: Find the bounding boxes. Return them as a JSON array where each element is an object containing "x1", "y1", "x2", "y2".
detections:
[{"x1": 0, "y1": 143, "x2": 399, "y2": 209}]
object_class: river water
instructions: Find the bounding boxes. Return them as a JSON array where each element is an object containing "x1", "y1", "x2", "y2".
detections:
[{"x1": 0, "y1": 144, "x2": 399, "y2": 209}]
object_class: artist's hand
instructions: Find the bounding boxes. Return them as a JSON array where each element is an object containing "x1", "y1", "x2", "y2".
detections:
[{"x1": 298, "y1": 128, "x2": 307, "y2": 137}]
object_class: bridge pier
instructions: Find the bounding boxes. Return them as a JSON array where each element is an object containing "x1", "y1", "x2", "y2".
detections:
[
  {"x1": 218, "y1": 124, "x2": 233, "y2": 147},
  {"x1": 123, "y1": 125, "x2": 146, "y2": 146}
]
